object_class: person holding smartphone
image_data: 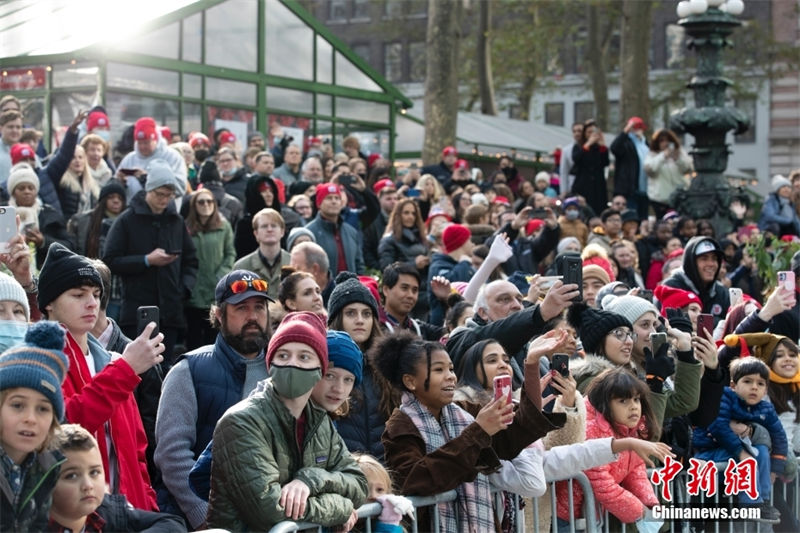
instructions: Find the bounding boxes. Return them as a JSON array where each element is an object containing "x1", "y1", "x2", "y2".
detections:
[{"x1": 643, "y1": 129, "x2": 693, "y2": 220}]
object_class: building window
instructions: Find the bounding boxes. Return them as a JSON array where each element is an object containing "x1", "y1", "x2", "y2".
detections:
[
  {"x1": 351, "y1": 43, "x2": 371, "y2": 64},
  {"x1": 383, "y1": 42, "x2": 403, "y2": 82},
  {"x1": 408, "y1": 0, "x2": 428, "y2": 16},
  {"x1": 665, "y1": 24, "x2": 685, "y2": 69},
  {"x1": 545, "y1": 103, "x2": 565, "y2": 126},
  {"x1": 384, "y1": 0, "x2": 403, "y2": 18},
  {"x1": 409, "y1": 42, "x2": 426, "y2": 81},
  {"x1": 608, "y1": 100, "x2": 620, "y2": 131},
  {"x1": 734, "y1": 98, "x2": 756, "y2": 143},
  {"x1": 328, "y1": 0, "x2": 348, "y2": 22},
  {"x1": 574, "y1": 101, "x2": 595, "y2": 125},
  {"x1": 353, "y1": 0, "x2": 370, "y2": 20}
]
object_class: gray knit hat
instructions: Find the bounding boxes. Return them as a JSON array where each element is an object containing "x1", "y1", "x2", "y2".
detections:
[
  {"x1": 287, "y1": 227, "x2": 316, "y2": 251},
  {"x1": 145, "y1": 159, "x2": 179, "y2": 193},
  {"x1": 0, "y1": 272, "x2": 30, "y2": 321},
  {"x1": 603, "y1": 294, "x2": 659, "y2": 325}
]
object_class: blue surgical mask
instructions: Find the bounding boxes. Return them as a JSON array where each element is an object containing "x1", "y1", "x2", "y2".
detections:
[
  {"x1": 566, "y1": 209, "x2": 579, "y2": 221},
  {"x1": 94, "y1": 130, "x2": 111, "y2": 142},
  {"x1": 0, "y1": 320, "x2": 28, "y2": 352}
]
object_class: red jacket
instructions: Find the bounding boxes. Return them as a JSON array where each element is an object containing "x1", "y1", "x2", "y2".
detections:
[
  {"x1": 556, "y1": 398, "x2": 658, "y2": 524},
  {"x1": 62, "y1": 331, "x2": 158, "y2": 510}
]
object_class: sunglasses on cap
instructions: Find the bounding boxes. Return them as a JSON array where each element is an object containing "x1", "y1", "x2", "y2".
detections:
[{"x1": 229, "y1": 279, "x2": 269, "y2": 294}]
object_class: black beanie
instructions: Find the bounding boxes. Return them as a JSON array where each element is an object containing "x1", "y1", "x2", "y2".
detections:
[
  {"x1": 199, "y1": 160, "x2": 222, "y2": 184},
  {"x1": 38, "y1": 243, "x2": 104, "y2": 311},
  {"x1": 289, "y1": 180, "x2": 313, "y2": 198},
  {"x1": 327, "y1": 272, "x2": 379, "y2": 324},
  {"x1": 98, "y1": 180, "x2": 126, "y2": 204},
  {"x1": 567, "y1": 302, "x2": 632, "y2": 355}
]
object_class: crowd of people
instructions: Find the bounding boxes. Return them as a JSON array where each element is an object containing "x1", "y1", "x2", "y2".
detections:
[{"x1": 1, "y1": 94, "x2": 800, "y2": 532}]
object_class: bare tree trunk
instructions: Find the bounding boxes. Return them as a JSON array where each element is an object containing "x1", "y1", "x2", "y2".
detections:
[
  {"x1": 516, "y1": 74, "x2": 536, "y2": 120},
  {"x1": 477, "y1": 0, "x2": 497, "y2": 115},
  {"x1": 620, "y1": 0, "x2": 652, "y2": 127},
  {"x1": 586, "y1": 3, "x2": 610, "y2": 130},
  {"x1": 423, "y1": 0, "x2": 461, "y2": 164}
]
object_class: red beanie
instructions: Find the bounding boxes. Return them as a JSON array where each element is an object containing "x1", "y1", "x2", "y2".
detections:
[
  {"x1": 315, "y1": 183, "x2": 341, "y2": 208},
  {"x1": 86, "y1": 111, "x2": 109, "y2": 132},
  {"x1": 10, "y1": 143, "x2": 35, "y2": 165},
  {"x1": 358, "y1": 276, "x2": 381, "y2": 307},
  {"x1": 219, "y1": 131, "x2": 236, "y2": 146},
  {"x1": 134, "y1": 117, "x2": 157, "y2": 141},
  {"x1": 442, "y1": 224, "x2": 471, "y2": 253},
  {"x1": 525, "y1": 218, "x2": 545, "y2": 235},
  {"x1": 367, "y1": 153, "x2": 382, "y2": 167},
  {"x1": 583, "y1": 255, "x2": 615, "y2": 283},
  {"x1": 159, "y1": 126, "x2": 172, "y2": 141},
  {"x1": 654, "y1": 284, "x2": 700, "y2": 317},
  {"x1": 442, "y1": 146, "x2": 457, "y2": 157},
  {"x1": 267, "y1": 311, "x2": 328, "y2": 373},
  {"x1": 189, "y1": 132, "x2": 210, "y2": 148}
]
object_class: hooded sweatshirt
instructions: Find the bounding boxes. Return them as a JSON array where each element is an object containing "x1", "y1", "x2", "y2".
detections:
[{"x1": 118, "y1": 136, "x2": 187, "y2": 202}]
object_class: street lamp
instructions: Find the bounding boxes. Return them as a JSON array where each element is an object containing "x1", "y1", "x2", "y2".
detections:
[{"x1": 669, "y1": 0, "x2": 749, "y2": 236}]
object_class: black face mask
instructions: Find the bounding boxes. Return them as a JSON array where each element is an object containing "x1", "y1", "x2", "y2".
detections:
[
  {"x1": 502, "y1": 166, "x2": 515, "y2": 178},
  {"x1": 358, "y1": 172, "x2": 367, "y2": 180},
  {"x1": 194, "y1": 149, "x2": 209, "y2": 162}
]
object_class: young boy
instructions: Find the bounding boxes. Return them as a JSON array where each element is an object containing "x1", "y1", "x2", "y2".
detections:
[
  {"x1": 48, "y1": 424, "x2": 186, "y2": 532},
  {"x1": 692, "y1": 357, "x2": 788, "y2": 521}
]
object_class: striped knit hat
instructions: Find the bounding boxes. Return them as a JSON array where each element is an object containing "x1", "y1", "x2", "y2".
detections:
[{"x1": 0, "y1": 321, "x2": 68, "y2": 420}]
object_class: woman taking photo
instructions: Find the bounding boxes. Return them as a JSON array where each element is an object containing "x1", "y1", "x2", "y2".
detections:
[
  {"x1": 644, "y1": 129, "x2": 693, "y2": 220},
  {"x1": 184, "y1": 188, "x2": 236, "y2": 349},
  {"x1": 571, "y1": 119, "x2": 609, "y2": 216},
  {"x1": 378, "y1": 198, "x2": 430, "y2": 273}
]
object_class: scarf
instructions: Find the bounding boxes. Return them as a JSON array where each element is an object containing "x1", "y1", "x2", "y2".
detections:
[
  {"x1": 399, "y1": 392, "x2": 494, "y2": 533},
  {"x1": 88, "y1": 159, "x2": 112, "y2": 187},
  {"x1": 769, "y1": 369, "x2": 800, "y2": 392}
]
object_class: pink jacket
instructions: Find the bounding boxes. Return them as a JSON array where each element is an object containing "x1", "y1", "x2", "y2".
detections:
[{"x1": 555, "y1": 398, "x2": 658, "y2": 524}]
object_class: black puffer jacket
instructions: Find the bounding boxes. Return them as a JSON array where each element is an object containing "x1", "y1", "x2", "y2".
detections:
[
  {"x1": 1, "y1": 450, "x2": 63, "y2": 532},
  {"x1": 335, "y1": 367, "x2": 389, "y2": 460},
  {"x1": 103, "y1": 191, "x2": 198, "y2": 329}
]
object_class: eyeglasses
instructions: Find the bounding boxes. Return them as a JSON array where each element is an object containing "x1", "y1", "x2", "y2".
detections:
[
  {"x1": 610, "y1": 328, "x2": 637, "y2": 342},
  {"x1": 151, "y1": 189, "x2": 176, "y2": 200},
  {"x1": 229, "y1": 279, "x2": 268, "y2": 294},
  {"x1": 197, "y1": 199, "x2": 214, "y2": 206}
]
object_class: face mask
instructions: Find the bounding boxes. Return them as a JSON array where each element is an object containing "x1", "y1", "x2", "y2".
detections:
[
  {"x1": 358, "y1": 172, "x2": 367, "y2": 180},
  {"x1": 502, "y1": 166, "x2": 514, "y2": 178},
  {"x1": 566, "y1": 209, "x2": 579, "y2": 221},
  {"x1": 94, "y1": 130, "x2": 111, "y2": 142},
  {"x1": 194, "y1": 149, "x2": 209, "y2": 162},
  {"x1": 270, "y1": 365, "x2": 322, "y2": 399},
  {"x1": 222, "y1": 168, "x2": 236, "y2": 177},
  {"x1": 0, "y1": 320, "x2": 27, "y2": 352}
]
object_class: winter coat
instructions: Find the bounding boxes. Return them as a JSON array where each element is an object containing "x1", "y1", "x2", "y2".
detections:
[
  {"x1": 693, "y1": 387, "x2": 788, "y2": 474},
  {"x1": 378, "y1": 227, "x2": 428, "y2": 272},
  {"x1": 610, "y1": 132, "x2": 641, "y2": 197},
  {"x1": 35, "y1": 129, "x2": 81, "y2": 214},
  {"x1": 206, "y1": 381, "x2": 368, "y2": 531},
  {"x1": 181, "y1": 181, "x2": 243, "y2": 230},
  {"x1": 272, "y1": 162, "x2": 301, "y2": 187},
  {"x1": 62, "y1": 331, "x2": 158, "y2": 510},
  {"x1": 103, "y1": 191, "x2": 198, "y2": 329},
  {"x1": 47, "y1": 494, "x2": 188, "y2": 532},
  {"x1": 306, "y1": 213, "x2": 366, "y2": 275},
  {"x1": 222, "y1": 167, "x2": 249, "y2": 203},
  {"x1": 494, "y1": 221, "x2": 560, "y2": 276},
  {"x1": 556, "y1": 398, "x2": 658, "y2": 524},
  {"x1": 363, "y1": 211, "x2": 388, "y2": 270},
  {"x1": 571, "y1": 143, "x2": 609, "y2": 216},
  {"x1": 50, "y1": 168, "x2": 98, "y2": 221},
  {"x1": 427, "y1": 252, "x2": 474, "y2": 327},
  {"x1": 336, "y1": 366, "x2": 389, "y2": 459},
  {"x1": 644, "y1": 149, "x2": 692, "y2": 204},
  {"x1": 188, "y1": 221, "x2": 236, "y2": 309},
  {"x1": 67, "y1": 210, "x2": 117, "y2": 257},
  {"x1": 662, "y1": 236, "x2": 730, "y2": 325},
  {"x1": 232, "y1": 248, "x2": 290, "y2": 301},
  {"x1": 420, "y1": 161, "x2": 453, "y2": 189},
  {"x1": 118, "y1": 137, "x2": 187, "y2": 202},
  {"x1": 759, "y1": 193, "x2": 800, "y2": 236},
  {"x1": 1, "y1": 449, "x2": 64, "y2": 532}
]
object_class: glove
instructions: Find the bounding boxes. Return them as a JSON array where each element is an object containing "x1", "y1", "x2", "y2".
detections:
[
  {"x1": 665, "y1": 307, "x2": 692, "y2": 335},
  {"x1": 487, "y1": 234, "x2": 513, "y2": 265},
  {"x1": 644, "y1": 344, "x2": 675, "y2": 393},
  {"x1": 377, "y1": 494, "x2": 414, "y2": 525}
]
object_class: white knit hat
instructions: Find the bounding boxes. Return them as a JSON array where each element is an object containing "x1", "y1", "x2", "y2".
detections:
[
  {"x1": 7, "y1": 162, "x2": 39, "y2": 195},
  {"x1": 603, "y1": 294, "x2": 659, "y2": 326},
  {"x1": 772, "y1": 175, "x2": 792, "y2": 193},
  {"x1": 0, "y1": 272, "x2": 30, "y2": 321}
]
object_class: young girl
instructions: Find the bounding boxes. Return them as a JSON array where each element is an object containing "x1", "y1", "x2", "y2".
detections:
[
  {"x1": 375, "y1": 330, "x2": 562, "y2": 533},
  {"x1": 0, "y1": 321, "x2": 69, "y2": 531},
  {"x1": 352, "y1": 453, "x2": 414, "y2": 533},
  {"x1": 556, "y1": 367, "x2": 660, "y2": 529}
]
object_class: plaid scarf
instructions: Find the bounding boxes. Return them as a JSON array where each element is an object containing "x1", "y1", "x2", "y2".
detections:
[{"x1": 400, "y1": 392, "x2": 494, "y2": 533}]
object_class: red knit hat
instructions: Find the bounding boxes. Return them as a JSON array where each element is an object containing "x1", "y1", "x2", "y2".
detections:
[
  {"x1": 189, "y1": 132, "x2": 210, "y2": 148},
  {"x1": 367, "y1": 153, "x2": 382, "y2": 167},
  {"x1": 442, "y1": 146, "x2": 457, "y2": 157},
  {"x1": 134, "y1": 117, "x2": 158, "y2": 141},
  {"x1": 358, "y1": 276, "x2": 381, "y2": 307},
  {"x1": 442, "y1": 224, "x2": 471, "y2": 253},
  {"x1": 218, "y1": 131, "x2": 236, "y2": 146},
  {"x1": 10, "y1": 143, "x2": 35, "y2": 165},
  {"x1": 159, "y1": 126, "x2": 172, "y2": 142},
  {"x1": 267, "y1": 311, "x2": 328, "y2": 373},
  {"x1": 525, "y1": 218, "x2": 545, "y2": 235},
  {"x1": 654, "y1": 284, "x2": 700, "y2": 317},
  {"x1": 583, "y1": 255, "x2": 615, "y2": 283},
  {"x1": 86, "y1": 111, "x2": 109, "y2": 132},
  {"x1": 315, "y1": 182, "x2": 341, "y2": 208}
]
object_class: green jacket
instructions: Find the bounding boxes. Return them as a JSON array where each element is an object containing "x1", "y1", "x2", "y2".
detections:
[
  {"x1": 232, "y1": 248, "x2": 290, "y2": 300},
  {"x1": 188, "y1": 221, "x2": 235, "y2": 309},
  {"x1": 206, "y1": 382, "x2": 367, "y2": 531}
]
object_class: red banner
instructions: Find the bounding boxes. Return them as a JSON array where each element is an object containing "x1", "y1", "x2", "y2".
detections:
[{"x1": 0, "y1": 67, "x2": 46, "y2": 91}]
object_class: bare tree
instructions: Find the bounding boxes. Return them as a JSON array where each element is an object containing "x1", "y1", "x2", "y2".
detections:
[
  {"x1": 423, "y1": 0, "x2": 461, "y2": 164},
  {"x1": 586, "y1": 2, "x2": 613, "y2": 130},
  {"x1": 477, "y1": 0, "x2": 497, "y2": 115},
  {"x1": 619, "y1": 0, "x2": 652, "y2": 128}
]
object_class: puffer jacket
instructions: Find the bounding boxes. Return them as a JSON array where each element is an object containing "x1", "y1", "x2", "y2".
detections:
[
  {"x1": 377, "y1": 227, "x2": 428, "y2": 272},
  {"x1": 556, "y1": 398, "x2": 658, "y2": 524},
  {"x1": 1, "y1": 449, "x2": 64, "y2": 532},
  {"x1": 187, "y1": 220, "x2": 235, "y2": 309},
  {"x1": 693, "y1": 387, "x2": 788, "y2": 474},
  {"x1": 206, "y1": 381, "x2": 367, "y2": 531}
]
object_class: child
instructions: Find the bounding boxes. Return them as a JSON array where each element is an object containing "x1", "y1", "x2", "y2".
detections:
[
  {"x1": 48, "y1": 424, "x2": 186, "y2": 532},
  {"x1": 556, "y1": 367, "x2": 660, "y2": 529},
  {"x1": 375, "y1": 330, "x2": 563, "y2": 533},
  {"x1": 352, "y1": 453, "x2": 413, "y2": 533},
  {"x1": 693, "y1": 356, "x2": 786, "y2": 521},
  {"x1": 0, "y1": 321, "x2": 69, "y2": 532},
  {"x1": 0, "y1": 272, "x2": 31, "y2": 351}
]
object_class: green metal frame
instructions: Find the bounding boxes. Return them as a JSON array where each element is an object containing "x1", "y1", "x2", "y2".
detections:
[{"x1": 0, "y1": 0, "x2": 411, "y2": 156}]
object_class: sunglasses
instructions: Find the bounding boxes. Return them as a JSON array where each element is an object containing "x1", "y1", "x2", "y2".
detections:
[
  {"x1": 229, "y1": 279, "x2": 268, "y2": 294},
  {"x1": 197, "y1": 199, "x2": 214, "y2": 206}
]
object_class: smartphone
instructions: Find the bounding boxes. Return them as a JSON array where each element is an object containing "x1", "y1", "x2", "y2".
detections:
[
  {"x1": 556, "y1": 254, "x2": 583, "y2": 302},
  {"x1": 406, "y1": 188, "x2": 421, "y2": 197},
  {"x1": 639, "y1": 289, "x2": 654, "y2": 303},
  {"x1": 119, "y1": 168, "x2": 137, "y2": 176},
  {"x1": 167, "y1": 250, "x2": 182, "y2": 256},
  {"x1": 339, "y1": 174, "x2": 354, "y2": 186},
  {"x1": 136, "y1": 306, "x2": 160, "y2": 340},
  {"x1": 0, "y1": 206, "x2": 16, "y2": 253},
  {"x1": 729, "y1": 287, "x2": 743, "y2": 308},
  {"x1": 551, "y1": 353, "x2": 570, "y2": 377},
  {"x1": 493, "y1": 374, "x2": 512, "y2": 403},
  {"x1": 778, "y1": 271, "x2": 795, "y2": 292},
  {"x1": 697, "y1": 313, "x2": 714, "y2": 340},
  {"x1": 529, "y1": 208, "x2": 549, "y2": 220},
  {"x1": 668, "y1": 142, "x2": 676, "y2": 151},
  {"x1": 650, "y1": 332, "x2": 668, "y2": 355}
]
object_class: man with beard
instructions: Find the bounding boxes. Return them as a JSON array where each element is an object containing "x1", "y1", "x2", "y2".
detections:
[{"x1": 154, "y1": 270, "x2": 272, "y2": 528}]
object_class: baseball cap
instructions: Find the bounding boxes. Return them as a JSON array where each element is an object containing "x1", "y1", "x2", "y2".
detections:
[{"x1": 215, "y1": 270, "x2": 274, "y2": 304}]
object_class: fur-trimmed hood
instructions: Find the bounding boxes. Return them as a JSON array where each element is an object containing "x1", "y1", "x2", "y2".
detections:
[{"x1": 570, "y1": 353, "x2": 616, "y2": 394}]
